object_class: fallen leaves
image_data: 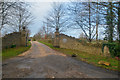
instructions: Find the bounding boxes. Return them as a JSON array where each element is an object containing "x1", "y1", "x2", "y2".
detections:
[{"x1": 98, "y1": 61, "x2": 110, "y2": 66}]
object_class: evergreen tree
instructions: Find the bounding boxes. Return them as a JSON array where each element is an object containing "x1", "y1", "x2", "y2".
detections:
[
  {"x1": 105, "y1": 2, "x2": 115, "y2": 42},
  {"x1": 118, "y1": 2, "x2": 120, "y2": 42}
]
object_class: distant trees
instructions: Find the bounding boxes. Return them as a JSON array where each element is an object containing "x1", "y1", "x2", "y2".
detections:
[
  {"x1": 40, "y1": 22, "x2": 53, "y2": 39},
  {"x1": 34, "y1": 26, "x2": 54, "y2": 40},
  {"x1": 79, "y1": 32, "x2": 87, "y2": 40},
  {"x1": 33, "y1": 29, "x2": 44, "y2": 40}
]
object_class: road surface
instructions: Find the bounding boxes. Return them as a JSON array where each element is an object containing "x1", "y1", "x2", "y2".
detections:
[{"x1": 2, "y1": 41, "x2": 119, "y2": 78}]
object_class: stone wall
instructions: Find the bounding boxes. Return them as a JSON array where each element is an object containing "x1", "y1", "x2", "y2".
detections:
[
  {"x1": 2, "y1": 31, "x2": 26, "y2": 49},
  {"x1": 59, "y1": 34, "x2": 102, "y2": 54}
]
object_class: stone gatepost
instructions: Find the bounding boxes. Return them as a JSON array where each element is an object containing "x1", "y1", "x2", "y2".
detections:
[
  {"x1": 21, "y1": 27, "x2": 26, "y2": 46},
  {"x1": 103, "y1": 46, "x2": 111, "y2": 57},
  {"x1": 53, "y1": 27, "x2": 60, "y2": 48}
]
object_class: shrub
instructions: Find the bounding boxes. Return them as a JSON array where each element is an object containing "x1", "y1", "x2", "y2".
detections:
[
  {"x1": 11, "y1": 44, "x2": 16, "y2": 48},
  {"x1": 114, "y1": 44, "x2": 120, "y2": 57},
  {"x1": 28, "y1": 39, "x2": 31, "y2": 41}
]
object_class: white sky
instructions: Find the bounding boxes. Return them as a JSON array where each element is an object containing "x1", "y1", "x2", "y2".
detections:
[{"x1": 29, "y1": 2, "x2": 52, "y2": 37}]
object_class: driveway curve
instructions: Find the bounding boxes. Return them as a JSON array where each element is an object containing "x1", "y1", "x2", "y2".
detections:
[{"x1": 2, "y1": 41, "x2": 119, "y2": 78}]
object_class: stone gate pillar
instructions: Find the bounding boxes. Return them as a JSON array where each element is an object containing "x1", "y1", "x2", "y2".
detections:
[
  {"x1": 103, "y1": 46, "x2": 110, "y2": 57},
  {"x1": 21, "y1": 27, "x2": 26, "y2": 46},
  {"x1": 53, "y1": 27, "x2": 60, "y2": 48}
]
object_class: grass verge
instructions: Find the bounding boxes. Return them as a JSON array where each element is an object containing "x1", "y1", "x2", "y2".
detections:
[
  {"x1": 2, "y1": 43, "x2": 31, "y2": 61},
  {"x1": 39, "y1": 40, "x2": 119, "y2": 71}
]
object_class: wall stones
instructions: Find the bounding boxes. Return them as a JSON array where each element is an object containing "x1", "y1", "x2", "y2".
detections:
[
  {"x1": 2, "y1": 31, "x2": 26, "y2": 49},
  {"x1": 53, "y1": 31, "x2": 60, "y2": 48},
  {"x1": 57, "y1": 34, "x2": 102, "y2": 55}
]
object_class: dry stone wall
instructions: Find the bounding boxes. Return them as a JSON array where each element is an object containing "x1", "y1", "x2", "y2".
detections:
[
  {"x1": 2, "y1": 31, "x2": 26, "y2": 49},
  {"x1": 59, "y1": 34, "x2": 102, "y2": 54}
]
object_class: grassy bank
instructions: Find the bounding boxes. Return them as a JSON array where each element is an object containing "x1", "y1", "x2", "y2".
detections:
[
  {"x1": 2, "y1": 43, "x2": 31, "y2": 60},
  {"x1": 39, "y1": 40, "x2": 119, "y2": 71}
]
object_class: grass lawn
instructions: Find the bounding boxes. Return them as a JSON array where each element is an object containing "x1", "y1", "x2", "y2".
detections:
[
  {"x1": 39, "y1": 40, "x2": 119, "y2": 71},
  {"x1": 2, "y1": 43, "x2": 31, "y2": 61}
]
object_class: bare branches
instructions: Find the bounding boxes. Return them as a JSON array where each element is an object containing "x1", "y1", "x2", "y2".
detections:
[
  {"x1": 43, "y1": 2, "x2": 68, "y2": 32},
  {"x1": 68, "y1": 2, "x2": 98, "y2": 42},
  {"x1": 10, "y1": 3, "x2": 34, "y2": 32},
  {"x1": 0, "y1": 2, "x2": 17, "y2": 30},
  {"x1": 0, "y1": 1, "x2": 34, "y2": 35}
]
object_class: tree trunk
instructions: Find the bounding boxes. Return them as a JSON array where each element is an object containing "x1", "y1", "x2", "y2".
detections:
[
  {"x1": 109, "y1": 2, "x2": 113, "y2": 43},
  {"x1": 89, "y1": 2, "x2": 92, "y2": 42},
  {"x1": 0, "y1": 2, "x2": 4, "y2": 31},
  {"x1": 96, "y1": 1, "x2": 98, "y2": 41}
]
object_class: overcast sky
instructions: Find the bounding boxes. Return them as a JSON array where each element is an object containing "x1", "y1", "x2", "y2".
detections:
[{"x1": 29, "y1": 2, "x2": 52, "y2": 37}]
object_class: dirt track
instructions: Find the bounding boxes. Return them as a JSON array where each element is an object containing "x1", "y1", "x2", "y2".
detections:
[{"x1": 2, "y1": 41, "x2": 119, "y2": 78}]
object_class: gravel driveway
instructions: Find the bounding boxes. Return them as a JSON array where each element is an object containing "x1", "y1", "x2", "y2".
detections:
[{"x1": 2, "y1": 41, "x2": 119, "y2": 78}]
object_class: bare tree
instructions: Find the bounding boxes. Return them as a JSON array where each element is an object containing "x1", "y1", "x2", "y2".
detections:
[
  {"x1": 9, "y1": 2, "x2": 34, "y2": 32},
  {"x1": 92, "y1": 2, "x2": 106, "y2": 41},
  {"x1": 96, "y1": 1, "x2": 99, "y2": 41},
  {"x1": 0, "y1": 1, "x2": 33, "y2": 37},
  {"x1": 35, "y1": 29, "x2": 44, "y2": 40},
  {"x1": 0, "y1": 1, "x2": 17, "y2": 31},
  {"x1": 68, "y1": 2, "x2": 97, "y2": 42},
  {"x1": 44, "y1": 2, "x2": 68, "y2": 32},
  {"x1": 68, "y1": 1, "x2": 107, "y2": 42}
]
